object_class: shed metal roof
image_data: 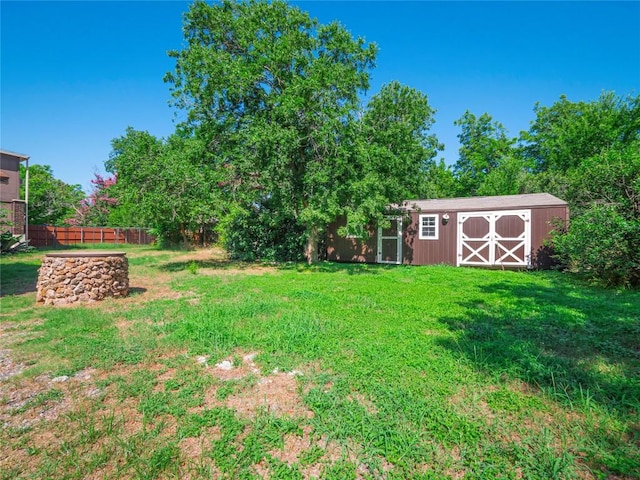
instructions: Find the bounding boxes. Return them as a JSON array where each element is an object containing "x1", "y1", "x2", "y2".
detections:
[{"x1": 399, "y1": 193, "x2": 567, "y2": 212}]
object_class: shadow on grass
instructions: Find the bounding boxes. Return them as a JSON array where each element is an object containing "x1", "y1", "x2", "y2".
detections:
[
  {"x1": 281, "y1": 261, "x2": 385, "y2": 275},
  {"x1": 33, "y1": 244, "x2": 156, "y2": 251},
  {"x1": 159, "y1": 258, "x2": 264, "y2": 273},
  {"x1": 128, "y1": 287, "x2": 148, "y2": 296},
  {"x1": 436, "y1": 277, "x2": 640, "y2": 415},
  {"x1": 0, "y1": 262, "x2": 39, "y2": 296},
  {"x1": 159, "y1": 259, "x2": 383, "y2": 275}
]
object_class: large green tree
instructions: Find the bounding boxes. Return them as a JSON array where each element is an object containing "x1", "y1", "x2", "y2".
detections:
[
  {"x1": 343, "y1": 81, "x2": 442, "y2": 229},
  {"x1": 521, "y1": 91, "x2": 640, "y2": 173},
  {"x1": 164, "y1": 0, "x2": 439, "y2": 262},
  {"x1": 19, "y1": 164, "x2": 84, "y2": 226},
  {"x1": 553, "y1": 139, "x2": 640, "y2": 286},
  {"x1": 453, "y1": 111, "x2": 518, "y2": 196},
  {"x1": 520, "y1": 92, "x2": 640, "y2": 286},
  {"x1": 106, "y1": 127, "x2": 223, "y2": 245}
]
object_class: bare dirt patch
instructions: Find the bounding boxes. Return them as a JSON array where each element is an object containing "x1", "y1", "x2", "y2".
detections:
[
  {"x1": 180, "y1": 433, "x2": 213, "y2": 460},
  {"x1": 0, "y1": 348, "x2": 26, "y2": 381},
  {"x1": 0, "y1": 343, "x2": 376, "y2": 480},
  {"x1": 0, "y1": 369, "x2": 113, "y2": 478},
  {"x1": 96, "y1": 392, "x2": 145, "y2": 439},
  {"x1": 202, "y1": 351, "x2": 313, "y2": 420},
  {"x1": 154, "y1": 367, "x2": 178, "y2": 389},
  {"x1": 206, "y1": 351, "x2": 261, "y2": 381},
  {"x1": 102, "y1": 248, "x2": 274, "y2": 310},
  {"x1": 448, "y1": 387, "x2": 496, "y2": 425},
  {"x1": 272, "y1": 426, "x2": 314, "y2": 464},
  {"x1": 194, "y1": 352, "x2": 374, "y2": 478},
  {"x1": 1, "y1": 374, "x2": 72, "y2": 429},
  {"x1": 130, "y1": 272, "x2": 186, "y2": 302},
  {"x1": 226, "y1": 373, "x2": 313, "y2": 418},
  {"x1": 265, "y1": 424, "x2": 371, "y2": 480},
  {"x1": 164, "y1": 247, "x2": 277, "y2": 277},
  {"x1": 346, "y1": 391, "x2": 378, "y2": 415}
]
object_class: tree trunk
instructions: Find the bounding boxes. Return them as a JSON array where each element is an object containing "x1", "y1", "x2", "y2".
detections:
[
  {"x1": 180, "y1": 223, "x2": 189, "y2": 246},
  {"x1": 305, "y1": 226, "x2": 319, "y2": 265}
]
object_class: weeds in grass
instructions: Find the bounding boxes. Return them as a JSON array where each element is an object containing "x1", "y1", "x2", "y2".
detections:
[{"x1": 187, "y1": 260, "x2": 198, "y2": 275}]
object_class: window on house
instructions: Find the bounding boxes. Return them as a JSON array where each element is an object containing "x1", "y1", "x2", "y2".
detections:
[
  {"x1": 0, "y1": 176, "x2": 9, "y2": 185},
  {"x1": 419, "y1": 214, "x2": 439, "y2": 240}
]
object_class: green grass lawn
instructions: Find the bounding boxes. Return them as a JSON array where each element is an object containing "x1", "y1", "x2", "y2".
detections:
[{"x1": 1, "y1": 246, "x2": 639, "y2": 479}]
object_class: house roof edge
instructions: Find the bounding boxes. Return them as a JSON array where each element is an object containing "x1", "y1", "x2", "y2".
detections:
[{"x1": 0, "y1": 149, "x2": 30, "y2": 161}]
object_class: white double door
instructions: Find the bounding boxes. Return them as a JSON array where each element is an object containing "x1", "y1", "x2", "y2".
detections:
[{"x1": 457, "y1": 210, "x2": 531, "y2": 267}]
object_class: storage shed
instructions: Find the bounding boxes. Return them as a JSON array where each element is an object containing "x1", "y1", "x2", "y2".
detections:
[{"x1": 326, "y1": 193, "x2": 569, "y2": 269}]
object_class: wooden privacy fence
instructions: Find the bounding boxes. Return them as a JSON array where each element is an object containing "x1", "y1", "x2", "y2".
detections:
[{"x1": 28, "y1": 225, "x2": 155, "y2": 247}]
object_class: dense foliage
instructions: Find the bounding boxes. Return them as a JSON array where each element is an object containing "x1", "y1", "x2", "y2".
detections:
[
  {"x1": 66, "y1": 174, "x2": 119, "y2": 227},
  {"x1": 455, "y1": 92, "x2": 640, "y2": 286},
  {"x1": 19, "y1": 164, "x2": 84, "y2": 226},
  {"x1": 19, "y1": 0, "x2": 633, "y2": 284},
  {"x1": 453, "y1": 111, "x2": 518, "y2": 196},
  {"x1": 552, "y1": 140, "x2": 640, "y2": 287},
  {"x1": 221, "y1": 203, "x2": 306, "y2": 261},
  {"x1": 106, "y1": 128, "x2": 222, "y2": 245},
  {"x1": 160, "y1": 0, "x2": 445, "y2": 263}
]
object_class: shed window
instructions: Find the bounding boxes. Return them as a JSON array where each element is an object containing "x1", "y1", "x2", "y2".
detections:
[
  {"x1": 419, "y1": 214, "x2": 439, "y2": 240},
  {"x1": 345, "y1": 223, "x2": 364, "y2": 239},
  {"x1": 0, "y1": 176, "x2": 9, "y2": 185}
]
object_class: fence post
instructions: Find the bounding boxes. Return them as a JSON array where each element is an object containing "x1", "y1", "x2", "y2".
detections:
[{"x1": 81, "y1": 228, "x2": 84, "y2": 244}]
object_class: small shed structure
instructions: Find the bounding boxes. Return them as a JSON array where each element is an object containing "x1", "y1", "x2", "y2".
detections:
[{"x1": 326, "y1": 193, "x2": 569, "y2": 269}]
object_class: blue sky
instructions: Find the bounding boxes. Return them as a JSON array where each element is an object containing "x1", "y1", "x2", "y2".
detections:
[{"x1": 2, "y1": 1, "x2": 639, "y2": 192}]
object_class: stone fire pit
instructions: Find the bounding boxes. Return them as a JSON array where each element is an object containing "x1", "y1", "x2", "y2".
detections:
[{"x1": 36, "y1": 252, "x2": 129, "y2": 305}]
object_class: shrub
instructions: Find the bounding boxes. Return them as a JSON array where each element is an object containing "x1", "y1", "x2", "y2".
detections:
[
  {"x1": 554, "y1": 204, "x2": 640, "y2": 287},
  {"x1": 220, "y1": 206, "x2": 305, "y2": 262}
]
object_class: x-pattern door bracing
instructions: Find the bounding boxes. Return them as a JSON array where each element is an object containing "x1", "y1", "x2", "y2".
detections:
[
  {"x1": 377, "y1": 216, "x2": 402, "y2": 265},
  {"x1": 457, "y1": 210, "x2": 531, "y2": 267}
]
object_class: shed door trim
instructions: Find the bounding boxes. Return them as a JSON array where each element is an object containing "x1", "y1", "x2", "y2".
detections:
[
  {"x1": 377, "y1": 216, "x2": 402, "y2": 265},
  {"x1": 457, "y1": 209, "x2": 531, "y2": 267}
]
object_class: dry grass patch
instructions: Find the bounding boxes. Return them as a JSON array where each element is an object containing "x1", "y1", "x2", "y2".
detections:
[
  {"x1": 346, "y1": 391, "x2": 378, "y2": 415},
  {"x1": 1, "y1": 374, "x2": 73, "y2": 429},
  {"x1": 199, "y1": 351, "x2": 314, "y2": 420},
  {"x1": 178, "y1": 434, "x2": 223, "y2": 479},
  {"x1": 226, "y1": 371, "x2": 313, "y2": 420},
  {"x1": 105, "y1": 247, "x2": 272, "y2": 308},
  {"x1": 266, "y1": 424, "x2": 369, "y2": 479},
  {"x1": 0, "y1": 319, "x2": 44, "y2": 344},
  {"x1": 0, "y1": 349, "x2": 26, "y2": 382}
]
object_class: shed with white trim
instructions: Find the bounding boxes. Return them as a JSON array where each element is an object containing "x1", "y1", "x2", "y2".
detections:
[{"x1": 326, "y1": 193, "x2": 569, "y2": 268}]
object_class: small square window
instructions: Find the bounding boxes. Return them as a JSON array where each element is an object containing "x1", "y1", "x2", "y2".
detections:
[
  {"x1": 0, "y1": 176, "x2": 9, "y2": 185},
  {"x1": 419, "y1": 214, "x2": 439, "y2": 240},
  {"x1": 345, "y1": 223, "x2": 364, "y2": 239}
]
